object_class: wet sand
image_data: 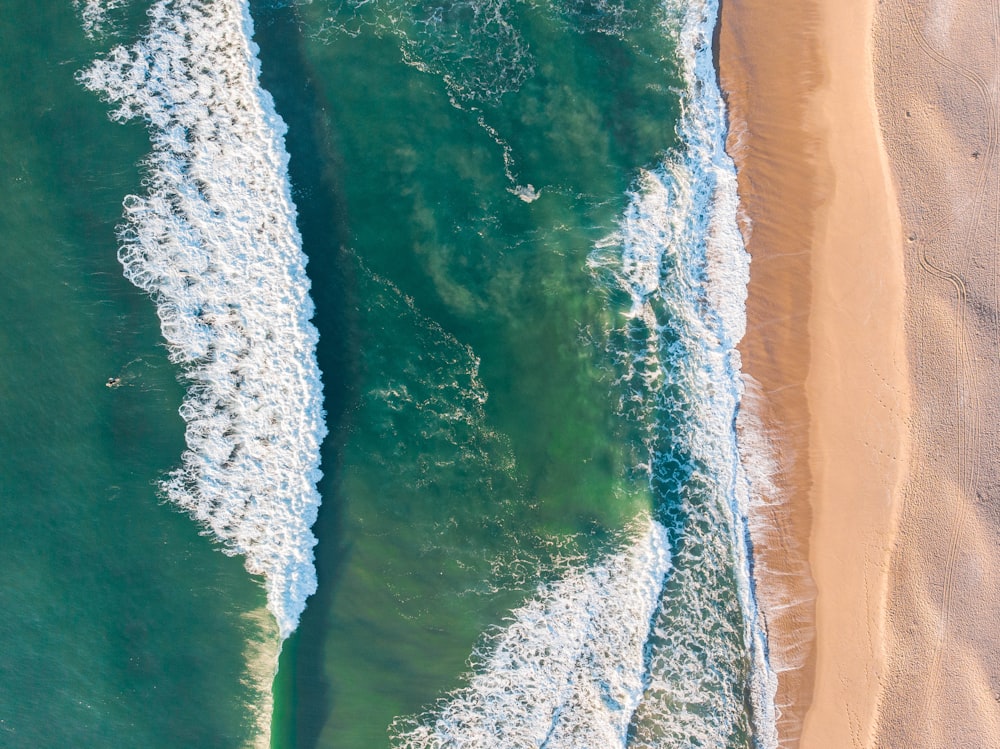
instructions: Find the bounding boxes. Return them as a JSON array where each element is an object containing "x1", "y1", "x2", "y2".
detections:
[
  {"x1": 718, "y1": 1, "x2": 822, "y2": 742},
  {"x1": 720, "y1": 0, "x2": 910, "y2": 746}
]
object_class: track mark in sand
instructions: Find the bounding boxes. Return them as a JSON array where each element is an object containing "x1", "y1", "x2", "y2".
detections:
[{"x1": 895, "y1": 0, "x2": 1000, "y2": 727}]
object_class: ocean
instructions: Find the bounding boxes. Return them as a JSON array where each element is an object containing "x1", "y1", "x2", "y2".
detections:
[{"x1": 0, "y1": 0, "x2": 775, "y2": 747}]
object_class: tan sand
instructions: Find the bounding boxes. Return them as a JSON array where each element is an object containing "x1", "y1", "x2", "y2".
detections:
[
  {"x1": 720, "y1": 0, "x2": 910, "y2": 746},
  {"x1": 871, "y1": 1, "x2": 1000, "y2": 746},
  {"x1": 718, "y1": 2, "x2": 823, "y2": 743}
]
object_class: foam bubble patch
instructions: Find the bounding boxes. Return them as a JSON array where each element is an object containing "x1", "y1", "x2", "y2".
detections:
[{"x1": 74, "y1": 0, "x2": 128, "y2": 38}]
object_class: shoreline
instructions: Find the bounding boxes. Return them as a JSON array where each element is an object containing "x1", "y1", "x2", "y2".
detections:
[{"x1": 719, "y1": 0, "x2": 909, "y2": 746}]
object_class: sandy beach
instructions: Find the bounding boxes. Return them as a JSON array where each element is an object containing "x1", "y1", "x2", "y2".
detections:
[
  {"x1": 722, "y1": 0, "x2": 1000, "y2": 744},
  {"x1": 871, "y1": 0, "x2": 1000, "y2": 746},
  {"x1": 720, "y1": 0, "x2": 912, "y2": 745}
]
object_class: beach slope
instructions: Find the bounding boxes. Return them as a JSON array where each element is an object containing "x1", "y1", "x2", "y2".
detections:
[{"x1": 719, "y1": 0, "x2": 910, "y2": 745}]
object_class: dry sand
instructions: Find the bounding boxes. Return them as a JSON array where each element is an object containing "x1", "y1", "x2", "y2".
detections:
[
  {"x1": 720, "y1": 0, "x2": 912, "y2": 746},
  {"x1": 872, "y1": 0, "x2": 1000, "y2": 746}
]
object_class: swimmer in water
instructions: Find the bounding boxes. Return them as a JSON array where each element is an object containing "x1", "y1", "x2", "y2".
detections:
[{"x1": 106, "y1": 377, "x2": 121, "y2": 388}]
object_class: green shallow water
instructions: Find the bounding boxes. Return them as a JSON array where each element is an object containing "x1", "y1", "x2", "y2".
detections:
[
  {"x1": 0, "y1": 3, "x2": 273, "y2": 746},
  {"x1": 2, "y1": 1, "x2": 759, "y2": 747},
  {"x1": 249, "y1": 1, "x2": 685, "y2": 746}
]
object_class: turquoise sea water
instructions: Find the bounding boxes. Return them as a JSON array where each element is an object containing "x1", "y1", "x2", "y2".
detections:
[
  {"x1": 1, "y1": 0, "x2": 774, "y2": 747},
  {"x1": 0, "y1": 3, "x2": 273, "y2": 746}
]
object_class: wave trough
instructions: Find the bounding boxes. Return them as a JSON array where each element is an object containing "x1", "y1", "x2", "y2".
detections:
[{"x1": 79, "y1": 0, "x2": 326, "y2": 639}]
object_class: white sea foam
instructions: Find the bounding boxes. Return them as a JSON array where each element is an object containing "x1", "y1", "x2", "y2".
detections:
[
  {"x1": 78, "y1": 0, "x2": 326, "y2": 640},
  {"x1": 587, "y1": 0, "x2": 778, "y2": 745},
  {"x1": 390, "y1": 518, "x2": 670, "y2": 749},
  {"x1": 74, "y1": 0, "x2": 127, "y2": 38}
]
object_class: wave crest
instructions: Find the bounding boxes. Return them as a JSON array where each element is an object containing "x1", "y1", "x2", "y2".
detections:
[{"x1": 79, "y1": 0, "x2": 326, "y2": 639}]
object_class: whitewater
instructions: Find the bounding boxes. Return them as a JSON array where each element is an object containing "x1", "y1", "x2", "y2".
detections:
[
  {"x1": 612, "y1": 0, "x2": 777, "y2": 749},
  {"x1": 74, "y1": 0, "x2": 782, "y2": 744},
  {"x1": 389, "y1": 0, "x2": 779, "y2": 744},
  {"x1": 599, "y1": 0, "x2": 778, "y2": 744},
  {"x1": 79, "y1": 0, "x2": 326, "y2": 640},
  {"x1": 392, "y1": 519, "x2": 671, "y2": 748}
]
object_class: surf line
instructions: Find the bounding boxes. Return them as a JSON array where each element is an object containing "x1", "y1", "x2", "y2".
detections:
[
  {"x1": 79, "y1": 0, "x2": 326, "y2": 640},
  {"x1": 585, "y1": 0, "x2": 779, "y2": 743}
]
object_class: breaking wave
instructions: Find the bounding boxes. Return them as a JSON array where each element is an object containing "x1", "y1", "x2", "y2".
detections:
[
  {"x1": 78, "y1": 0, "x2": 326, "y2": 639},
  {"x1": 390, "y1": 518, "x2": 670, "y2": 749}
]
